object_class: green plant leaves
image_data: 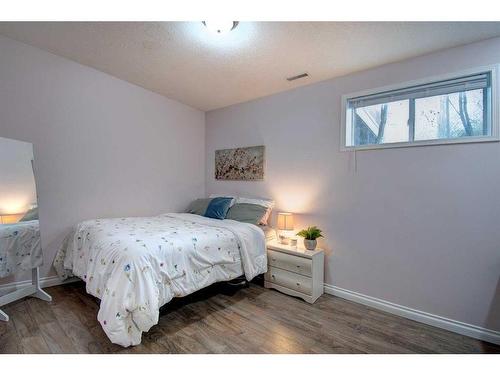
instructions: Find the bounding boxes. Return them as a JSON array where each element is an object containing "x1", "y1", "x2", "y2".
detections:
[{"x1": 295, "y1": 226, "x2": 323, "y2": 240}]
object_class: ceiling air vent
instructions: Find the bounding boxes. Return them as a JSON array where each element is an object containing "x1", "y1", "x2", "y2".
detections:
[{"x1": 286, "y1": 72, "x2": 310, "y2": 82}]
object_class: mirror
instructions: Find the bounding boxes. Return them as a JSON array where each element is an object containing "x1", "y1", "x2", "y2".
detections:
[{"x1": 0, "y1": 136, "x2": 41, "y2": 278}]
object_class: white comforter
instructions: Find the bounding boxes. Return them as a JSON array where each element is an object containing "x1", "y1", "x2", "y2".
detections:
[
  {"x1": 0, "y1": 220, "x2": 42, "y2": 278},
  {"x1": 53, "y1": 213, "x2": 266, "y2": 347}
]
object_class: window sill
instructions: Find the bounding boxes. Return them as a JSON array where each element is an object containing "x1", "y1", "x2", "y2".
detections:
[{"x1": 341, "y1": 135, "x2": 500, "y2": 152}]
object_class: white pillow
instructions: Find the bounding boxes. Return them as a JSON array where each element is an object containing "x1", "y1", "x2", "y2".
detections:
[
  {"x1": 209, "y1": 194, "x2": 236, "y2": 207},
  {"x1": 236, "y1": 197, "x2": 275, "y2": 225}
]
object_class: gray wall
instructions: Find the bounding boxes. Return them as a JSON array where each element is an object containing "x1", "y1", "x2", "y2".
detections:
[
  {"x1": 206, "y1": 37, "x2": 500, "y2": 331},
  {"x1": 0, "y1": 35, "x2": 205, "y2": 285}
]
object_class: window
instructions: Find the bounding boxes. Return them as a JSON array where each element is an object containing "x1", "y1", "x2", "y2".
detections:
[{"x1": 342, "y1": 67, "x2": 498, "y2": 150}]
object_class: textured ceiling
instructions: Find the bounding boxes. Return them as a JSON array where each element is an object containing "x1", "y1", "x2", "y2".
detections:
[{"x1": 1, "y1": 22, "x2": 500, "y2": 111}]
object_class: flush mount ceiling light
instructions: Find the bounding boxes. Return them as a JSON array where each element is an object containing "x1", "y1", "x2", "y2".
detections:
[{"x1": 202, "y1": 21, "x2": 239, "y2": 34}]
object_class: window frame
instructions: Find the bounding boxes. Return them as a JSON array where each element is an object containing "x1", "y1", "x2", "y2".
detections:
[{"x1": 340, "y1": 65, "x2": 500, "y2": 151}]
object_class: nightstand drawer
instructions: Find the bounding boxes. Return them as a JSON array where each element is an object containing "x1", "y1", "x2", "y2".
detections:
[
  {"x1": 265, "y1": 266, "x2": 312, "y2": 295},
  {"x1": 268, "y1": 249, "x2": 312, "y2": 277}
]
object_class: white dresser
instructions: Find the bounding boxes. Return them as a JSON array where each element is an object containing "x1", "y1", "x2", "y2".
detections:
[{"x1": 264, "y1": 239, "x2": 324, "y2": 303}]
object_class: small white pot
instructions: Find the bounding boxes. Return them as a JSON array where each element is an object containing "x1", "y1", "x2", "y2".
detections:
[{"x1": 304, "y1": 239, "x2": 317, "y2": 250}]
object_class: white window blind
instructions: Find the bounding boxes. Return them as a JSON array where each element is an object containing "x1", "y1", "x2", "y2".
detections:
[{"x1": 348, "y1": 73, "x2": 490, "y2": 109}]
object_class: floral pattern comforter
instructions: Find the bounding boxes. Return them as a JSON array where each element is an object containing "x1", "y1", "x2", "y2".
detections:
[
  {"x1": 53, "y1": 213, "x2": 266, "y2": 347},
  {"x1": 0, "y1": 220, "x2": 42, "y2": 278}
]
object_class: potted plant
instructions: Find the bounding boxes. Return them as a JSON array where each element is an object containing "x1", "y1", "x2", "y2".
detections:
[{"x1": 296, "y1": 226, "x2": 323, "y2": 250}]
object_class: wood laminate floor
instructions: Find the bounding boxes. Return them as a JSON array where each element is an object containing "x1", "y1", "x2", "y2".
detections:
[{"x1": 1, "y1": 281, "x2": 499, "y2": 354}]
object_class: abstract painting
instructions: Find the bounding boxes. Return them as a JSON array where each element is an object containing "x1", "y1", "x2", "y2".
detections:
[{"x1": 215, "y1": 145, "x2": 265, "y2": 180}]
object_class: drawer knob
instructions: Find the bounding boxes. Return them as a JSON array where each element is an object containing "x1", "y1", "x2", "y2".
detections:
[
  {"x1": 296, "y1": 282, "x2": 300, "y2": 286},
  {"x1": 271, "y1": 258, "x2": 276, "y2": 262},
  {"x1": 271, "y1": 275, "x2": 275, "y2": 279},
  {"x1": 296, "y1": 265, "x2": 300, "y2": 268}
]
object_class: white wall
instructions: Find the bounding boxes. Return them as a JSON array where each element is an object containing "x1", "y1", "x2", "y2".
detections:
[
  {"x1": 0, "y1": 137, "x2": 36, "y2": 215},
  {"x1": 0, "y1": 35, "x2": 205, "y2": 286},
  {"x1": 206, "y1": 37, "x2": 500, "y2": 332}
]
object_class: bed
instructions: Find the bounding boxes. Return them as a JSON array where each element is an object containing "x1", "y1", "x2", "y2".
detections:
[{"x1": 54, "y1": 213, "x2": 267, "y2": 347}]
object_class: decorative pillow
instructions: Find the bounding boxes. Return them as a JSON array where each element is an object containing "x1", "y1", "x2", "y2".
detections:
[
  {"x1": 209, "y1": 194, "x2": 236, "y2": 207},
  {"x1": 236, "y1": 197, "x2": 275, "y2": 225},
  {"x1": 204, "y1": 197, "x2": 233, "y2": 220},
  {"x1": 19, "y1": 207, "x2": 39, "y2": 222},
  {"x1": 226, "y1": 203, "x2": 268, "y2": 225},
  {"x1": 185, "y1": 198, "x2": 212, "y2": 216}
]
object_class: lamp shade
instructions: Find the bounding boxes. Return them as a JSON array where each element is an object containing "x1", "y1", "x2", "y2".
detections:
[{"x1": 277, "y1": 212, "x2": 294, "y2": 231}]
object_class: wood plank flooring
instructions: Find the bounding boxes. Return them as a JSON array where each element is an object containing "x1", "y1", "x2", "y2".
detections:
[{"x1": 1, "y1": 281, "x2": 499, "y2": 354}]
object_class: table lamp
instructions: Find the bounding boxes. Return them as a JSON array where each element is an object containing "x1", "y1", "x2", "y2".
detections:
[{"x1": 277, "y1": 212, "x2": 294, "y2": 245}]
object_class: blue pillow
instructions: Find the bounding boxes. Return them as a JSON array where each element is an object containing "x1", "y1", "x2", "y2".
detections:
[{"x1": 204, "y1": 197, "x2": 233, "y2": 220}]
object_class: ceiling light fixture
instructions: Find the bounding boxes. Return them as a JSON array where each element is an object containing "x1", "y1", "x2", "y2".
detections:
[{"x1": 202, "y1": 21, "x2": 239, "y2": 34}]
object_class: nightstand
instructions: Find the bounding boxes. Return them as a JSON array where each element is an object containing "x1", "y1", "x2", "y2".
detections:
[{"x1": 264, "y1": 239, "x2": 324, "y2": 303}]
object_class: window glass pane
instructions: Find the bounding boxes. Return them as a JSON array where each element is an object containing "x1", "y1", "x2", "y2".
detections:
[
  {"x1": 415, "y1": 89, "x2": 487, "y2": 141},
  {"x1": 344, "y1": 71, "x2": 493, "y2": 149},
  {"x1": 353, "y1": 100, "x2": 409, "y2": 146}
]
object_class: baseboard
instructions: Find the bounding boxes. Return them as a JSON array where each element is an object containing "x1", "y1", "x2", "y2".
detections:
[
  {"x1": 0, "y1": 275, "x2": 79, "y2": 297},
  {"x1": 324, "y1": 283, "x2": 500, "y2": 346}
]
